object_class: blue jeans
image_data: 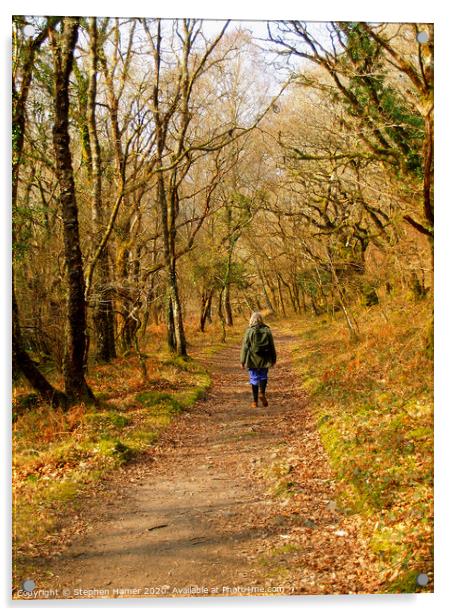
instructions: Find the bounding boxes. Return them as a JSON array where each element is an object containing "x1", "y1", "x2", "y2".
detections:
[{"x1": 248, "y1": 368, "x2": 268, "y2": 385}]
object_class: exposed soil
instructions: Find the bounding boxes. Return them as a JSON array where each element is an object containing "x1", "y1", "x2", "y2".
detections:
[{"x1": 19, "y1": 332, "x2": 381, "y2": 600}]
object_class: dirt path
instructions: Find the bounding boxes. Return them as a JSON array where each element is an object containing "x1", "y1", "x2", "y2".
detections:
[{"x1": 28, "y1": 332, "x2": 380, "y2": 599}]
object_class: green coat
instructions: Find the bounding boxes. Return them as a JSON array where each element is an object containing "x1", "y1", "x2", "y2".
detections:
[{"x1": 240, "y1": 324, "x2": 277, "y2": 369}]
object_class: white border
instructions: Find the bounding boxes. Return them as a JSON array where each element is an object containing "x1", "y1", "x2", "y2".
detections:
[{"x1": 2, "y1": 1, "x2": 451, "y2": 615}]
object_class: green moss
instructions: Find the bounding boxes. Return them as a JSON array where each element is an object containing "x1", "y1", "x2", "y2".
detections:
[
  {"x1": 124, "y1": 429, "x2": 159, "y2": 448},
  {"x1": 162, "y1": 355, "x2": 195, "y2": 372},
  {"x1": 84, "y1": 410, "x2": 132, "y2": 432},
  {"x1": 176, "y1": 379, "x2": 211, "y2": 410},
  {"x1": 406, "y1": 426, "x2": 431, "y2": 440},
  {"x1": 111, "y1": 440, "x2": 134, "y2": 461},
  {"x1": 95, "y1": 438, "x2": 134, "y2": 462},
  {"x1": 135, "y1": 391, "x2": 181, "y2": 411},
  {"x1": 271, "y1": 543, "x2": 299, "y2": 555},
  {"x1": 386, "y1": 570, "x2": 425, "y2": 593},
  {"x1": 370, "y1": 525, "x2": 406, "y2": 563}
]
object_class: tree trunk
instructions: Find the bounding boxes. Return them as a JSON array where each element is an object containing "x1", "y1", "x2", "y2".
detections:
[
  {"x1": 158, "y1": 175, "x2": 187, "y2": 356},
  {"x1": 277, "y1": 275, "x2": 287, "y2": 317},
  {"x1": 279, "y1": 273, "x2": 297, "y2": 313},
  {"x1": 50, "y1": 18, "x2": 94, "y2": 402},
  {"x1": 300, "y1": 289, "x2": 307, "y2": 313},
  {"x1": 251, "y1": 256, "x2": 273, "y2": 313},
  {"x1": 93, "y1": 278, "x2": 116, "y2": 362},
  {"x1": 87, "y1": 17, "x2": 116, "y2": 362},
  {"x1": 200, "y1": 289, "x2": 213, "y2": 332},
  {"x1": 223, "y1": 205, "x2": 234, "y2": 326},
  {"x1": 200, "y1": 290, "x2": 214, "y2": 332},
  {"x1": 158, "y1": 176, "x2": 178, "y2": 350},
  {"x1": 166, "y1": 258, "x2": 187, "y2": 356},
  {"x1": 218, "y1": 288, "x2": 227, "y2": 343},
  {"x1": 328, "y1": 250, "x2": 360, "y2": 341},
  {"x1": 166, "y1": 293, "x2": 176, "y2": 352},
  {"x1": 150, "y1": 20, "x2": 188, "y2": 357},
  {"x1": 268, "y1": 279, "x2": 279, "y2": 315},
  {"x1": 224, "y1": 283, "x2": 233, "y2": 326},
  {"x1": 200, "y1": 291, "x2": 208, "y2": 332},
  {"x1": 311, "y1": 297, "x2": 320, "y2": 316},
  {"x1": 292, "y1": 276, "x2": 302, "y2": 313},
  {"x1": 206, "y1": 295, "x2": 213, "y2": 324},
  {"x1": 167, "y1": 183, "x2": 188, "y2": 357}
]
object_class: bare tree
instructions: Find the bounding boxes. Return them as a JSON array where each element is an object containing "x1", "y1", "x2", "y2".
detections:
[
  {"x1": 267, "y1": 21, "x2": 433, "y2": 243},
  {"x1": 49, "y1": 17, "x2": 94, "y2": 402}
]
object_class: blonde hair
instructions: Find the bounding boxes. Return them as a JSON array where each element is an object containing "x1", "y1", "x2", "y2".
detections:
[{"x1": 249, "y1": 311, "x2": 264, "y2": 327}]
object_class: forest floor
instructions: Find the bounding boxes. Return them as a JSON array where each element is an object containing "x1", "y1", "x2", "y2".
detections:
[{"x1": 16, "y1": 330, "x2": 385, "y2": 600}]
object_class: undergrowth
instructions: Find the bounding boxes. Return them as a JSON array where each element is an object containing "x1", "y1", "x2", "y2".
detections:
[{"x1": 281, "y1": 294, "x2": 433, "y2": 593}]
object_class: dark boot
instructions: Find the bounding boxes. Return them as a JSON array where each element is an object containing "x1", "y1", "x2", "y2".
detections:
[
  {"x1": 252, "y1": 384, "x2": 259, "y2": 408},
  {"x1": 259, "y1": 380, "x2": 268, "y2": 406}
]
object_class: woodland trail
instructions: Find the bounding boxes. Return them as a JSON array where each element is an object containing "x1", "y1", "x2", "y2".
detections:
[{"x1": 30, "y1": 331, "x2": 380, "y2": 599}]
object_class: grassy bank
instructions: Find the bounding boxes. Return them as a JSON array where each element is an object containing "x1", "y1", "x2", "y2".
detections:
[
  {"x1": 12, "y1": 319, "x2": 244, "y2": 588},
  {"x1": 279, "y1": 295, "x2": 433, "y2": 593}
]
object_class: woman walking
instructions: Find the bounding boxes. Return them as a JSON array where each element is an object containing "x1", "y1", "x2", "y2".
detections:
[{"x1": 240, "y1": 312, "x2": 277, "y2": 408}]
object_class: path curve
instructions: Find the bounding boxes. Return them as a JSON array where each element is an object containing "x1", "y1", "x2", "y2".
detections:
[{"x1": 31, "y1": 332, "x2": 379, "y2": 599}]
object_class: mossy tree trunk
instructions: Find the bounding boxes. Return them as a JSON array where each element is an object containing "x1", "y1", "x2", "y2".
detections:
[{"x1": 50, "y1": 18, "x2": 95, "y2": 403}]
